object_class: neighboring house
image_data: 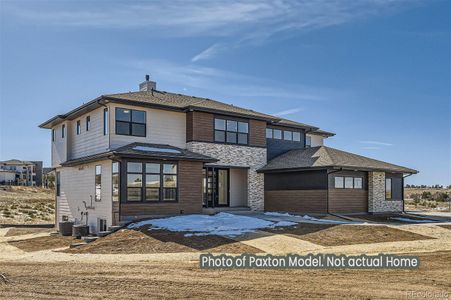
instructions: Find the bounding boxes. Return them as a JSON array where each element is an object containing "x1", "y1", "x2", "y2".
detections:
[
  {"x1": 39, "y1": 76, "x2": 417, "y2": 233},
  {"x1": 0, "y1": 159, "x2": 43, "y2": 186}
]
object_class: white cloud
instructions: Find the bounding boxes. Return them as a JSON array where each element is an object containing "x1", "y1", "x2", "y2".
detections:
[
  {"x1": 121, "y1": 58, "x2": 336, "y2": 101},
  {"x1": 362, "y1": 146, "x2": 381, "y2": 150},
  {"x1": 5, "y1": 1, "x2": 417, "y2": 51},
  {"x1": 273, "y1": 107, "x2": 304, "y2": 116},
  {"x1": 360, "y1": 141, "x2": 393, "y2": 146}
]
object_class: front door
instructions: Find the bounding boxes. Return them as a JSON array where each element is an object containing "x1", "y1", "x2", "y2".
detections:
[{"x1": 203, "y1": 167, "x2": 229, "y2": 207}]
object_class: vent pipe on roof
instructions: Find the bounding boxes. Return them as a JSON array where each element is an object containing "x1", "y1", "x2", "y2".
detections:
[{"x1": 139, "y1": 75, "x2": 156, "y2": 91}]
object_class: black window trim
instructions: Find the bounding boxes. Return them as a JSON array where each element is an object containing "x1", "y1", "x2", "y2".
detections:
[
  {"x1": 334, "y1": 175, "x2": 364, "y2": 189},
  {"x1": 213, "y1": 117, "x2": 249, "y2": 145},
  {"x1": 124, "y1": 160, "x2": 178, "y2": 203},
  {"x1": 52, "y1": 129, "x2": 55, "y2": 142},
  {"x1": 103, "y1": 108, "x2": 108, "y2": 136},
  {"x1": 115, "y1": 107, "x2": 147, "y2": 137},
  {"x1": 61, "y1": 124, "x2": 65, "y2": 138},
  {"x1": 112, "y1": 161, "x2": 120, "y2": 202},
  {"x1": 385, "y1": 177, "x2": 393, "y2": 200},
  {"x1": 95, "y1": 165, "x2": 101, "y2": 202},
  {"x1": 86, "y1": 116, "x2": 90, "y2": 131},
  {"x1": 76, "y1": 120, "x2": 81, "y2": 135},
  {"x1": 266, "y1": 127, "x2": 302, "y2": 143}
]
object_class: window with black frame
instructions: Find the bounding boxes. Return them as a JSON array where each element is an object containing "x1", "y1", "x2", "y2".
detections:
[
  {"x1": 214, "y1": 118, "x2": 248, "y2": 145},
  {"x1": 115, "y1": 108, "x2": 146, "y2": 137},
  {"x1": 95, "y1": 165, "x2": 101, "y2": 201},
  {"x1": 126, "y1": 162, "x2": 178, "y2": 202},
  {"x1": 112, "y1": 162, "x2": 119, "y2": 202}
]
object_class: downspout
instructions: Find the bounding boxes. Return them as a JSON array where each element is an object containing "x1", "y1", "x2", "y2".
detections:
[
  {"x1": 402, "y1": 173, "x2": 413, "y2": 213},
  {"x1": 97, "y1": 98, "x2": 111, "y2": 150},
  {"x1": 326, "y1": 168, "x2": 342, "y2": 214}
]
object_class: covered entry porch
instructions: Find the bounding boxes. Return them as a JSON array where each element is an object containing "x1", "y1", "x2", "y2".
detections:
[{"x1": 202, "y1": 166, "x2": 249, "y2": 210}]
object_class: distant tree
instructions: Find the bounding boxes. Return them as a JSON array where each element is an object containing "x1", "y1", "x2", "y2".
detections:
[{"x1": 421, "y1": 191, "x2": 432, "y2": 200}]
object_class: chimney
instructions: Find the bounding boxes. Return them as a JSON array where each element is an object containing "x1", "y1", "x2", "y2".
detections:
[{"x1": 139, "y1": 74, "x2": 156, "y2": 91}]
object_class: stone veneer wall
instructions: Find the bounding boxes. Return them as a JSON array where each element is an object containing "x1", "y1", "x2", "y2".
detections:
[
  {"x1": 186, "y1": 142, "x2": 266, "y2": 210},
  {"x1": 368, "y1": 171, "x2": 403, "y2": 213}
]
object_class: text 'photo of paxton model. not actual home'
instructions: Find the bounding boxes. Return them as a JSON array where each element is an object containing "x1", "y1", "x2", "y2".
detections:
[{"x1": 39, "y1": 76, "x2": 417, "y2": 233}]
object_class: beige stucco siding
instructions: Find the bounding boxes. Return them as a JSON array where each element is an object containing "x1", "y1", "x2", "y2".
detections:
[
  {"x1": 109, "y1": 103, "x2": 186, "y2": 149},
  {"x1": 307, "y1": 134, "x2": 325, "y2": 147},
  {"x1": 56, "y1": 160, "x2": 112, "y2": 233},
  {"x1": 70, "y1": 107, "x2": 109, "y2": 159}
]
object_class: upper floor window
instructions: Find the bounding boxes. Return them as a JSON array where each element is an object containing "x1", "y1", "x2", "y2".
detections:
[
  {"x1": 385, "y1": 178, "x2": 392, "y2": 199},
  {"x1": 76, "y1": 120, "x2": 81, "y2": 135},
  {"x1": 115, "y1": 108, "x2": 146, "y2": 137},
  {"x1": 103, "y1": 108, "x2": 108, "y2": 135},
  {"x1": 52, "y1": 129, "x2": 55, "y2": 142},
  {"x1": 56, "y1": 171, "x2": 60, "y2": 196},
  {"x1": 266, "y1": 128, "x2": 301, "y2": 142},
  {"x1": 214, "y1": 118, "x2": 248, "y2": 145},
  {"x1": 62, "y1": 124, "x2": 65, "y2": 138},
  {"x1": 306, "y1": 135, "x2": 312, "y2": 147},
  {"x1": 86, "y1": 116, "x2": 90, "y2": 131}
]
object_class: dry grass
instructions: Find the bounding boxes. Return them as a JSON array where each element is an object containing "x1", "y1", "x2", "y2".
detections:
[
  {"x1": 0, "y1": 186, "x2": 54, "y2": 224},
  {"x1": 7, "y1": 235, "x2": 77, "y2": 252},
  {"x1": 265, "y1": 224, "x2": 433, "y2": 246},
  {"x1": 65, "y1": 226, "x2": 261, "y2": 254},
  {"x1": 405, "y1": 188, "x2": 451, "y2": 212}
]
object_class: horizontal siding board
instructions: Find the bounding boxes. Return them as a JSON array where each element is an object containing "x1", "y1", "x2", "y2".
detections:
[
  {"x1": 265, "y1": 170, "x2": 328, "y2": 191},
  {"x1": 328, "y1": 189, "x2": 368, "y2": 213},
  {"x1": 265, "y1": 190, "x2": 327, "y2": 214}
]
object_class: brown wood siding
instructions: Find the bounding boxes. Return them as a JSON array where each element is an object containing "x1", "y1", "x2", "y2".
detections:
[
  {"x1": 186, "y1": 111, "x2": 214, "y2": 142},
  {"x1": 328, "y1": 189, "x2": 368, "y2": 213},
  {"x1": 265, "y1": 190, "x2": 327, "y2": 214},
  {"x1": 249, "y1": 119, "x2": 266, "y2": 147},
  {"x1": 120, "y1": 161, "x2": 203, "y2": 216}
]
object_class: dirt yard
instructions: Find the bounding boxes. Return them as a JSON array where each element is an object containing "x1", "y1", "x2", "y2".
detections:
[
  {"x1": 1, "y1": 221, "x2": 450, "y2": 299},
  {"x1": 0, "y1": 186, "x2": 54, "y2": 224},
  {"x1": 0, "y1": 251, "x2": 449, "y2": 299}
]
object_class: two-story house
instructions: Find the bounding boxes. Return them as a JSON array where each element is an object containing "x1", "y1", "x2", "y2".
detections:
[{"x1": 39, "y1": 76, "x2": 417, "y2": 233}]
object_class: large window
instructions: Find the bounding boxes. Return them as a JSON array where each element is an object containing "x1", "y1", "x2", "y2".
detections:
[
  {"x1": 266, "y1": 128, "x2": 301, "y2": 142},
  {"x1": 112, "y1": 162, "x2": 119, "y2": 202},
  {"x1": 334, "y1": 176, "x2": 363, "y2": 189},
  {"x1": 103, "y1": 108, "x2": 108, "y2": 135},
  {"x1": 214, "y1": 118, "x2": 248, "y2": 145},
  {"x1": 385, "y1": 178, "x2": 392, "y2": 199},
  {"x1": 95, "y1": 165, "x2": 101, "y2": 201},
  {"x1": 126, "y1": 162, "x2": 178, "y2": 202},
  {"x1": 115, "y1": 108, "x2": 146, "y2": 137}
]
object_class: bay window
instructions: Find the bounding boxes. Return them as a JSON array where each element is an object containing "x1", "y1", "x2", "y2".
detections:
[{"x1": 126, "y1": 161, "x2": 178, "y2": 202}]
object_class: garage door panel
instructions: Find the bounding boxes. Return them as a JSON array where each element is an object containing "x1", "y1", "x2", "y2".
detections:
[
  {"x1": 265, "y1": 190, "x2": 327, "y2": 214},
  {"x1": 328, "y1": 189, "x2": 368, "y2": 213}
]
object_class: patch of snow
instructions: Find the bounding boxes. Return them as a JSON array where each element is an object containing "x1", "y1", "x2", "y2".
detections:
[
  {"x1": 127, "y1": 212, "x2": 296, "y2": 236},
  {"x1": 301, "y1": 215, "x2": 349, "y2": 224},
  {"x1": 133, "y1": 146, "x2": 181, "y2": 154},
  {"x1": 391, "y1": 217, "x2": 435, "y2": 223},
  {"x1": 264, "y1": 212, "x2": 294, "y2": 217}
]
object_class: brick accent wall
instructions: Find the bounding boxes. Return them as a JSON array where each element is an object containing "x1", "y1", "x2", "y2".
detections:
[
  {"x1": 187, "y1": 142, "x2": 266, "y2": 210},
  {"x1": 368, "y1": 171, "x2": 403, "y2": 213},
  {"x1": 186, "y1": 111, "x2": 214, "y2": 142},
  {"x1": 249, "y1": 119, "x2": 266, "y2": 147}
]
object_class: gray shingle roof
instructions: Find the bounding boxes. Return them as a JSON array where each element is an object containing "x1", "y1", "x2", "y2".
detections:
[
  {"x1": 62, "y1": 143, "x2": 217, "y2": 166},
  {"x1": 258, "y1": 146, "x2": 417, "y2": 174}
]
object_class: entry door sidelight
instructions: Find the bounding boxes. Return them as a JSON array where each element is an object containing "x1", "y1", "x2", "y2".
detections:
[{"x1": 203, "y1": 168, "x2": 229, "y2": 207}]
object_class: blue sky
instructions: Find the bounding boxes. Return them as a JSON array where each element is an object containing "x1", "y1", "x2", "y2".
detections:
[{"x1": 0, "y1": 0, "x2": 450, "y2": 185}]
